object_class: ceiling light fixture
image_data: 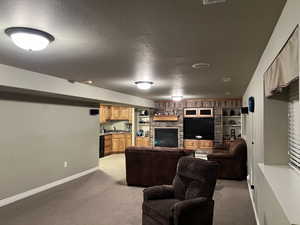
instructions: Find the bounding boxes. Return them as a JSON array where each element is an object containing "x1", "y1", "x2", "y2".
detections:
[
  {"x1": 223, "y1": 77, "x2": 232, "y2": 82},
  {"x1": 192, "y1": 62, "x2": 210, "y2": 69},
  {"x1": 172, "y1": 96, "x2": 183, "y2": 101},
  {"x1": 203, "y1": 0, "x2": 226, "y2": 5},
  {"x1": 5, "y1": 27, "x2": 55, "y2": 51},
  {"x1": 225, "y1": 92, "x2": 231, "y2": 96},
  {"x1": 134, "y1": 81, "x2": 154, "y2": 90},
  {"x1": 84, "y1": 80, "x2": 94, "y2": 84}
]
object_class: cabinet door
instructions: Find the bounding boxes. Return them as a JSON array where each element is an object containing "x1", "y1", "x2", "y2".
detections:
[
  {"x1": 125, "y1": 134, "x2": 132, "y2": 148},
  {"x1": 143, "y1": 137, "x2": 150, "y2": 147},
  {"x1": 184, "y1": 140, "x2": 198, "y2": 149},
  {"x1": 104, "y1": 106, "x2": 111, "y2": 121},
  {"x1": 112, "y1": 138, "x2": 120, "y2": 152},
  {"x1": 104, "y1": 135, "x2": 112, "y2": 154},
  {"x1": 136, "y1": 137, "x2": 143, "y2": 147},
  {"x1": 100, "y1": 105, "x2": 111, "y2": 123},
  {"x1": 119, "y1": 107, "x2": 129, "y2": 120},
  {"x1": 119, "y1": 137, "x2": 126, "y2": 152},
  {"x1": 111, "y1": 106, "x2": 120, "y2": 120},
  {"x1": 99, "y1": 106, "x2": 105, "y2": 123}
]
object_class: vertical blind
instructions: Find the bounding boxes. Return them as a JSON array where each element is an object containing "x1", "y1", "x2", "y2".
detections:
[{"x1": 288, "y1": 80, "x2": 300, "y2": 170}]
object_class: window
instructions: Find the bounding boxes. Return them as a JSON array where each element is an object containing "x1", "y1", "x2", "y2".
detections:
[{"x1": 288, "y1": 79, "x2": 300, "y2": 170}]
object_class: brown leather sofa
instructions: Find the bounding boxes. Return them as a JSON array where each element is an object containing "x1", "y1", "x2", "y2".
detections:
[
  {"x1": 142, "y1": 157, "x2": 219, "y2": 225},
  {"x1": 125, "y1": 147, "x2": 194, "y2": 187},
  {"x1": 207, "y1": 138, "x2": 247, "y2": 180}
]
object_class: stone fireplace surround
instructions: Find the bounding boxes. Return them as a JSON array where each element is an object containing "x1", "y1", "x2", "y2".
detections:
[{"x1": 150, "y1": 98, "x2": 242, "y2": 148}]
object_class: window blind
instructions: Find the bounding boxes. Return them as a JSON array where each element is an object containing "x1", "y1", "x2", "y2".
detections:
[
  {"x1": 264, "y1": 26, "x2": 299, "y2": 98},
  {"x1": 288, "y1": 80, "x2": 300, "y2": 170}
]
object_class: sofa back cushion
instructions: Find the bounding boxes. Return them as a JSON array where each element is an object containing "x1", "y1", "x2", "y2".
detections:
[
  {"x1": 172, "y1": 157, "x2": 218, "y2": 200},
  {"x1": 125, "y1": 147, "x2": 194, "y2": 187}
]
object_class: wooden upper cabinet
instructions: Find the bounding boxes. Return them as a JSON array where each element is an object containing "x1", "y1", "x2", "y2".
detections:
[
  {"x1": 119, "y1": 107, "x2": 129, "y2": 120},
  {"x1": 110, "y1": 106, "x2": 121, "y2": 120},
  {"x1": 99, "y1": 105, "x2": 111, "y2": 123},
  {"x1": 100, "y1": 105, "x2": 133, "y2": 122},
  {"x1": 110, "y1": 106, "x2": 132, "y2": 121}
]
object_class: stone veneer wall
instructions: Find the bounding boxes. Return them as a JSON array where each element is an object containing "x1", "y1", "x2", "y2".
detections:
[{"x1": 152, "y1": 98, "x2": 242, "y2": 148}]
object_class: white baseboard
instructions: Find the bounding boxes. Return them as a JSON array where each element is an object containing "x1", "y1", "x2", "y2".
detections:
[
  {"x1": 247, "y1": 177, "x2": 261, "y2": 225},
  {"x1": 0, "y1": 167, "x2": 98, "y2": 208}
]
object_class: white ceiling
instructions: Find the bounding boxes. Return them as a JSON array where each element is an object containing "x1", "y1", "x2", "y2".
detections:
[{"x1": 0, "y1": 0, "x2": 286, "y2": 100}]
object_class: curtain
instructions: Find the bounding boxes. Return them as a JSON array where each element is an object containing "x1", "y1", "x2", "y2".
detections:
[{"x1": 264, "y1": 26, "x2": 299, "y2": 97}]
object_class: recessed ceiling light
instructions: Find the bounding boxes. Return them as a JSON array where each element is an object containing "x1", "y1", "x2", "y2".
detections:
[
  {"x1": 134, "y1": 81, "x2": 154, "y2": 90},
  {"x1": 172, "y1": 96, "x2": 183, "y2": 101},
  {"x1": 5, "y1": 27, "x2": 54, "y2": 51},
  {"x1": 223, "y1": 77, "x2": 231, "y2": 82},
  {"x1": 192, "y1": 62, "x2": 210, "y2": 69},
  {"x1": 203, "y1": 0, "x2": 226, "y2": 5}
]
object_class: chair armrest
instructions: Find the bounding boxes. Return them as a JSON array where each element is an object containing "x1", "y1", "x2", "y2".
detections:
[
  {"x1": 172, "y1": 197, "x2": 214, "y2": 225},
  {"x1": 143, "y1": 185, "x2": 175, "y2": 201}
]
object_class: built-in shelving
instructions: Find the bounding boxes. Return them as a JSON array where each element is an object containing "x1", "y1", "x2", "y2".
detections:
[
  {"x1": 135, "y1": 109, "x2": 151, "y2": 139},
  {"x1": 222, "y1": 108, "x2": 241, "y2": 142}
]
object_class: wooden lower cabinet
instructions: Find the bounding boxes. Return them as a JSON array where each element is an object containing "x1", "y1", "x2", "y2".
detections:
[
  {"x1": 109, "y1": 133, "x2": 132, "y2": 154},
  {"x1": 136, "y1": 137, "x2": 151, "y2": 147},
  {"x1": 125, "y1": 133, "x2": 132, "y2": 149},
  {"x1": 184, "y1": 139, "x2": 213, "y2": 150},
  {"x1": 104, "y1": 135, "x2": 112, "y2": 155}
]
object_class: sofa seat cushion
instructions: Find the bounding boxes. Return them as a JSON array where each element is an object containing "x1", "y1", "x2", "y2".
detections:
[{"x1": 143, "y1": 199, "x2": 180, "y2": 225}]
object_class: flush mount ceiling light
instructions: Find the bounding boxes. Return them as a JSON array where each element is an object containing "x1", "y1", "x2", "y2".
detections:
[
  {"x1": 222, "y1": 77, "x2": 232, "y2": 82},
  {"x1": 83, "y1": 80, "x2": 94, "y2": 84},
  {"x1": 192, "y1": 62, "x2": 210, "y2": 69},
  {"x1": 203, "y1": 0, "x2": 226, "y2": 5},
  {"x1": 134, "y1": 81, "x2": 154, "y2": 90},
  {"x1": 172, "y1": 96, "x2": 183, "y2": 101},
  {"x1": 5, "y1": 27, "x2": 55, "y2": 51}
]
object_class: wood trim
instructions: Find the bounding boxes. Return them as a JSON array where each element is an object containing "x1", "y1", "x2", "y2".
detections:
[{"x1": 153, "y1": 115, "x2": 179, "y2": 121}]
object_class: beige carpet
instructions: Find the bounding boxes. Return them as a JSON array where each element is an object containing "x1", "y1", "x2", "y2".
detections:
[{"x1": 0, "y1": 154, "x2": 256, "y2": 225}]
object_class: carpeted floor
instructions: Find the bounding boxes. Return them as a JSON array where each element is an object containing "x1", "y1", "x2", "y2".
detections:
[{"x1": 0, "y1": 154, "x2": 256, "y2": 225}]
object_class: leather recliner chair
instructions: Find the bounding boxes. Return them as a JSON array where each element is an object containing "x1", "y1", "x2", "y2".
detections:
[
  {"x1": 207, "y1": 138, "x2": 247, "y2": 180},
  {"x1": 142, "y1": 157, "x2": 219, "y2": 225}
]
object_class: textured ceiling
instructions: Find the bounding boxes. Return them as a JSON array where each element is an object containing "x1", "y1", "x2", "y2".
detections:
[{"x1": 0, "y1": 0, "x2": 286, "y2": 100}]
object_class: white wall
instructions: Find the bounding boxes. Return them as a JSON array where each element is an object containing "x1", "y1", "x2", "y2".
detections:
[
  {"x1": 0, "y1": 99, "x2": 99, "y2": 200},
  {"x1": 0, "y1": 64, "x2": 155, "y2": 108},
  {"x1": 243, "y1": 1, "x2": 300, "y2": 224}
]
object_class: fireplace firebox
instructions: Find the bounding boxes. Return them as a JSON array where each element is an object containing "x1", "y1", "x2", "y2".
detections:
[{"x1": 154, "y1": 127, "x2": 179, "y2": 148}]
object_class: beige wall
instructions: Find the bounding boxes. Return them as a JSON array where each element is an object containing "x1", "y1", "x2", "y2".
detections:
[
  {"x1": 0, "y1": 99, "x2": 99, "y2": 200},
  {"x1": 243, "y1": 1, "x2": 300, "y2": 224}
]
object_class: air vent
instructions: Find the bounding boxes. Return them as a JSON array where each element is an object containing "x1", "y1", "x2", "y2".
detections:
[{"x1": 203, "y1": 0, "x2": 226, "y2": 5}]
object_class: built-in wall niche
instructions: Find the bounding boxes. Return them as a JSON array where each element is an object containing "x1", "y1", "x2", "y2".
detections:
[
  {"x1": 222, "y1": 108, "x2": 241, "y2": 142},
  {"x1": 135, "y1": 109, "x2": 151, "y2": 137}
]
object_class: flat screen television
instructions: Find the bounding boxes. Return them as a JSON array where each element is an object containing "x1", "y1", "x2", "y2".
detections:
[{"x1": 184, "y1": 118, "x2": 214, "y2": 140}]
